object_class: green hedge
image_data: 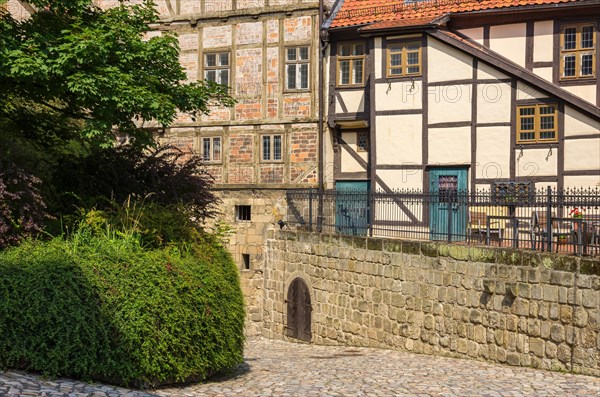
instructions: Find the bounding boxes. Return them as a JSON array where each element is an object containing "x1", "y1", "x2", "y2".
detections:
[{"x1": 0, "y1": 235, "x2": 245, "y2": 387}]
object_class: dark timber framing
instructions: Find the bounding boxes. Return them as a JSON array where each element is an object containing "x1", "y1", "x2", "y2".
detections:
[{"x1": 471, "y1": 58, "x2": 478, "y2": 192}]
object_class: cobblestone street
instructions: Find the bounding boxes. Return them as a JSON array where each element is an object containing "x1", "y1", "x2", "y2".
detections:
[{"x1": 1, "y1": 337, "x2": 598, "y2": 397}]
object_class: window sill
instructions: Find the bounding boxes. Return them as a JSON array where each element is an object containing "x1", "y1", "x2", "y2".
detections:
[{"x1": 557, "y1": 77, "x2": 596, "y2": 86}]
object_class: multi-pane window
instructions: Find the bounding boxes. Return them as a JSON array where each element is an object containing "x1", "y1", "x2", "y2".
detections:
[
  {"x1": 204, "y1": 52, "x2": 230, "y2": 85},
  {"x1": 357, "y1": 132, "x2": 368, "y2": 152},
  {"x1": 286, "y1": 47, "x2": 310, "y2": 90},
  {"x1": 517, "y1": 104, "x2": 558, "y2": 144},
  {"x1": 262, "y1": 134, "x2": 282, "y2": 161},
  {"x1": 201, "y1": 137, "x2": 221, "y2": 162},
  {"x1": 387, "y1": 41, "x2": 422, "y2": 77},
  {"x1": 560, "y1": 24, "x2": 596, "y2": 80},
  {"x1": 337, "y1": 42, "x2": 365, "y2": 86}
]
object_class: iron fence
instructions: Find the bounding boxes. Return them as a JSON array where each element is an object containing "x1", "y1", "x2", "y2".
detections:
[{"x1": 285, "y1": 186, "x2": 600, "y2": 257}]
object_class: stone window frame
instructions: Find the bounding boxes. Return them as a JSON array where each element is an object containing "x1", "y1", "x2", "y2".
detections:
[
  {"x1": 336, "y1": 41, "x2": 366, "y2": 87},
  {"x1": 261, "y1": 134, "x2": 283, "y2": 163},
  {"x1": 559, "y1": 23, "x2": 596, "y2": 81},
  {"x1": 516, "y1": 103, "x2": 559, "y2": 144},
  {"x1": 201, "y1": 136, "x2": 222, "y2": 163},
  {"x1": 204, "y1": 51, "x2": 230, "y2": 86},
  {"x1": 285, "y1": 46, "x2": 310, "y2": 92}
]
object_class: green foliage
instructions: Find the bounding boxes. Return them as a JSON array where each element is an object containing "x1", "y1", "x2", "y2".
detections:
[
  {"x1": 0, "y1": 234, "x2": 245, "y2": 387},
  {"x1": 0, "y1": 0, "x2": 235, "y2": 148}
]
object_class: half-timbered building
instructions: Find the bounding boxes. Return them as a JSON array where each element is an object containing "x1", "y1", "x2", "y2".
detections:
[{"x1": 325, "y1": 0, "x2": 599, "y2": 193}]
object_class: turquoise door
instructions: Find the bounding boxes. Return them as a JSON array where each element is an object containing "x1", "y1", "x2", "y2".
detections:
[
  {"x1": 429, "y1": 168, "x2": 468, "y2": 241},
  {"x1": 336, "y1": 181, "x2": 369, "y2": 236}
]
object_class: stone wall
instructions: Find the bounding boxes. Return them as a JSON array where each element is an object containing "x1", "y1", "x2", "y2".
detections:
[{"x1": 261, "y1": 230, "x2": 600, "y2": 376}]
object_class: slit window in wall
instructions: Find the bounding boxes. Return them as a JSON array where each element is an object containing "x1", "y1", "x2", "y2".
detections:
[
  {"x1": 242, "y1": 254, "x2": 250, "y2": 270},
  {"x1": 357, "y1": 132, "x2": 369, "y2": 152},
  {"x1": 201, "y1": 137, "x2": 222, "y2": 162},
  {"x1": 560, "y1": 24, "x2": 596, "y2": 80},
  {"x1": 337, "y1": 42, "x2": 365, "y2": 86},
  {"x1": 286, "y1": 46, "x2": 310, "y2": 90},
  {"x1": 516, "y1": 104, "x2": 558, "y2": 144},
  {"x1": 387, "y1": 41, "x2": 422, "y2": 77},
  {"x1": 262, "y1": 134, "x2": 283, "y2": 162},
  {"x1": 236, "y1": 205, "x2": 251, "y2": 222},
  {"x1": 204, "y1": 52, "x2": 230, "y2": 85}
]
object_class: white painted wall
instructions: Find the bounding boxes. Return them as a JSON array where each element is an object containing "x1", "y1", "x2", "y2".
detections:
[
  {"x1": 563, "y1": 85, "x2": 597, "y2": 106},
  {"x1": 532, "y1": 67, "x2": 553, "y2": 82},
  {"x1": 489, "y1": 23, "x2": 527, "y2": 67},
  {"x1": 337, "y1": 91, "x2": 365, "y2": 113},
  {"x1": 428, "y1": 84, "x2": 472, "y2": 124},
  {"x1": 517, "y1": 82, "x2": 549, "y2": 101},
  {"x1": 341, "y1": 131, "x2": 368, "y2": 173},
  {"x1": 478, "y1": 62, "x2": 509, "y2": 80},
  {"x1": 375, "y1": 81, "x2": 423, "y2": 111},
  {"x1": 458, "y1": 27, "x2": 485, "y2": 45},
  {"x1": 515, "y1": 148, "x2": 557, "y2": 177},
  {"x1": 376, "y1": 114, "x2": 422, "y2": 164},
  {"x1": 533, "y1": 21, "x2": 553, "y2": 63},
  {"x1": 564, "y1": 106, "x2": 600, "y2": 137},
  {"x1": 377, "y1": 169, "x2": 424, "y2": 190},
  {"x1": 428, "y1": 127, "x2": 471, "y2": 164},
  {"x1": 564, "y1": 139, "x2": 600, "y2": 171},
  {"x1": 374, "y1": 37, "x2": 383, "y2": 80},
  {"x1": 476, "y1": 82, "x2": 511, "y2": 123},
  {"x1": 564, "y1": 176, "x2": 600, "y2": 189},
  {"x1": 476, "y1": 127, "x2": 511, "y2": 179},
  {"x1": 427, "y1": 38, "x2": 473, "y2": 83}
]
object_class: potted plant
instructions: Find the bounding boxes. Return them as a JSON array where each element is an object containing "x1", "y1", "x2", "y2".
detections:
[{"x1": 569, "y1": 207, "x2": 585, "y2": 230}]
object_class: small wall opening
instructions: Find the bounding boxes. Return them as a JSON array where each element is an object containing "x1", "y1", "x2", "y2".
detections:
[
  {"x1": 235, "y1": 205, "x2": 251, "y2": 221},
  {"x1": 242, "y1": 254, "x2": 250, "y2": 270}
]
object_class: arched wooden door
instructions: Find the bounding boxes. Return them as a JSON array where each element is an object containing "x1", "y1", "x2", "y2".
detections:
[{"x1": 286, "y1": 278, "x2": 312, "y2": 342}]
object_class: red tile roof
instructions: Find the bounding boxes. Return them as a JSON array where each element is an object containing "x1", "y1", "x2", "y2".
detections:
[{"x1": 330, "y1": 0, "x2": 583, "y2": 29}]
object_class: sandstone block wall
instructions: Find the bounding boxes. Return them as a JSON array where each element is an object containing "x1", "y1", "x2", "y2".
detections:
[{"x1": 262, "y1": 230, "x2": 600, "y2": 376}]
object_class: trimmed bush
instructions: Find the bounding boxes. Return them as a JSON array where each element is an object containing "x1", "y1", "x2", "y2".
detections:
[{"x1": 0, "y1": 234, "x2": 245, "y2": 387}]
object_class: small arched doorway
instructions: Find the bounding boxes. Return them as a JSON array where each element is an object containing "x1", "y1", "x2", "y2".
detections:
[{"x1": 286, "y1": 277, "x2": 312, "y2": 342}]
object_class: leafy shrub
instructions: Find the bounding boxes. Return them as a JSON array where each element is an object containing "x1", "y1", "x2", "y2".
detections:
[
  {"x1": 0, "y1": 161, "x2": 47, "y2": 249},
  {"x1": 0, "y1": 233, "x2": 245, "y2": 387},
  {"x1": 53, "y1": 144, "x2": 218, "y2": 223}
]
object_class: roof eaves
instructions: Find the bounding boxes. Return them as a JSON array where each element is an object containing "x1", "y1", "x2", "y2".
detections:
[{"x1": 429, "y1": 29, "x2": 600, "y2": 120}]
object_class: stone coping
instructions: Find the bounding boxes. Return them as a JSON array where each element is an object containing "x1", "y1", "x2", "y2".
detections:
[{"x1": 273, "y1": 229, "x2": 600, "y2": 276}]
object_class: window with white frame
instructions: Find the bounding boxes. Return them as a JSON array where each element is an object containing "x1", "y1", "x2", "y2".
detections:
[
  {"x1": 261, "y1": 134, "x2": 282, "y2": 162},
  {"x1": 286, "y1": 46, "x2": 310, "y2": 90},
  {"x1": 201, "y1": 137, "x2": 222, "y2": 162},
  {"x1": 204, "y1": 52, "x2": 230, "y2": 85}
]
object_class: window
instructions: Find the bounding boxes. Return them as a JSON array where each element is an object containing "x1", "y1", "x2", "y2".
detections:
[
  {"x1": 337, "y1": 42, "x2": 365, "y2": 86},
  {"x1": 560, "y1": 24, "x2": 596, "y2": 80},
  {"x1": 387, "y1": 41, "x2": 422, "y2": 77},
  {"x1": 261, "y1": 134, "x2": 282, "y2": 162},
  {"x1": 201, "y1": 137, "x2": 221, "y2": 162},
  {"x1": 357, "y1": 132, "x2": 368, "y2": 152},
  {"x1": 286, "y1": 47, "x2": 310, "y2": 90},
  {"x1": 204, "y1": 52, "x2": 230, "y2": 85},
  {"x1": 516, "y1": 104, "x2": 558, "y2": 143},
  {"x1": 235, "y1": 205, "x2": 251, "y2": 221}
]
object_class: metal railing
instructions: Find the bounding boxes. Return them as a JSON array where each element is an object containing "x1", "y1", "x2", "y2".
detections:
[{"x1": 286, "y1": 186, "x2": 600, "y2": 256}]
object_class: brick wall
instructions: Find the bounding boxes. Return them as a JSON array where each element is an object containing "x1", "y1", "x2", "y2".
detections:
[{"x1": 261, "y1": 230, "x2": 600, "y2": 376}]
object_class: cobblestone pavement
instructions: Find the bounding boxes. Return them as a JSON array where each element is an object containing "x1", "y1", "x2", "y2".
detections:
[{"x1": 1, "y1": 338, "x2": 599, "y2": 397}]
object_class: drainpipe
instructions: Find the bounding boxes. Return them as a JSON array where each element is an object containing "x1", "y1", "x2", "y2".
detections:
[{"x1": 317, "y1": 0, "x2": 325, "y2": 232}]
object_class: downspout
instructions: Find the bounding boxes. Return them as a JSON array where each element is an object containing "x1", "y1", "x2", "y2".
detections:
[{"x1": 317, "y1": 0, "x2": 325, "y2": 232}]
